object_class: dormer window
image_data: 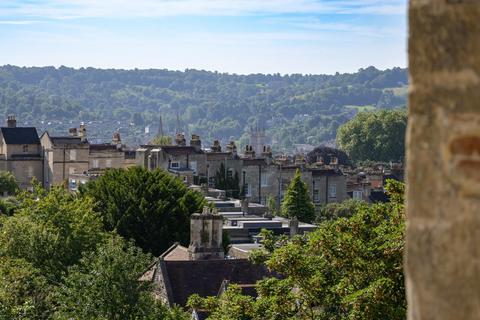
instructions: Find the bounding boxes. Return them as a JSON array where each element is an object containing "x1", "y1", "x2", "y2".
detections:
[{"x1": 22, "y1": 145, "x2": 28, "y2": 153}]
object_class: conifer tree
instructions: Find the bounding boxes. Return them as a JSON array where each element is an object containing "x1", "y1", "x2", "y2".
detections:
[{"x1": 280, "y1": 169, "x2": 315, "y2": 223}]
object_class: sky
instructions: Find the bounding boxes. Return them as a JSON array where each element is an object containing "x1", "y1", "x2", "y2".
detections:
[{"x1": 0, "y1": 0, "x2": 408, "y2": 75}]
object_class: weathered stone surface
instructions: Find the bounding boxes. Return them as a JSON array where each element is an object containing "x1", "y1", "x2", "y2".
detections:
[{"x1": 407, "y1": 1, "x2": 480, "y2": 319}]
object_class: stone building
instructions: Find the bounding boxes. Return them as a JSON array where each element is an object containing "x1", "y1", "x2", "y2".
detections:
[
  {"x1": 89, "y1": 131, "x2": 137, "y2": 171},
  {"x1": 40, "y1": 128, "x2": 89, "y2": 188},
  {"x1": 140, "y1": 207, "x2": 273, "y2": 308},
  {"x1": 136, "y1": 138, "x2": 348, "y2": 206},
  {"x1": 0, "y1": 116, "x2": 43, "y2": 190}
]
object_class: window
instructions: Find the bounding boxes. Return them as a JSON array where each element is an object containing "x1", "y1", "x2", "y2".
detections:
[
  {"x1": 353, "y1": 190, "x2": 363, "y2": 200},
  {"x1": 92, "y1": 159, "x2": 99, "y2": 168},
  {"x1": 70, "y1": 150, "x2": 76, "y2": 161},
  {"x1": 190, "y1": 161, "x2": 197, "y2": 174},
  {"x1": 106, "y1": 159, "x2": 112, "y2": 168},
  {"x1": 244, "y1": 183, "x2": 251, "y2": 197},
  {"x1": 170, "y1": 161, "x2": 180, "y2": 169},
  {"x1": 208, "y1": 176, "x2": 215, "y2": 187},
  {"x1": 261, "y1": 172, "x2": 268, "y2": 187},
  {"x1": 329, "y1": 184, "x2": 337, "y2": 198},
  {"x1": 313, "y1": 189, "x2": 320, "y2": 203},
  {"x1": 22, "y1": 145, "x2": 28, "y2": 153},
  {"x1": 69, "y1": 167, "x2": 76, "y2": 174}
]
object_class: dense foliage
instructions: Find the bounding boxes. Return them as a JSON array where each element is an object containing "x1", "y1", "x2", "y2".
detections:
[
  {"x1": 0, "y1": 184, "x2": 189, "y2": 319},
  {"x1": 80, "y1": 166, "x2": 206, "y2": 256},
  {"x1": 280, "y1": 169, "x2": 315, "y2": 223},
  {"x1": 0, "y1": 171, "x2": 18, "y2": 196},
  {"x1": 336, "y1": 109, "x2": 407, "y2": 162},
  {"x1": 0, "y1": 65, "x2": 407, "y2": 149},
  {"x1": 190, "y1": 180, "x2": 406, "y2": 320}
]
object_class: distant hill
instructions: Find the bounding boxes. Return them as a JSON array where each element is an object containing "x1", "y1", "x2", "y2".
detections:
[{"x1": 0, "y1": 65, "x2": 407, "y2": 150}]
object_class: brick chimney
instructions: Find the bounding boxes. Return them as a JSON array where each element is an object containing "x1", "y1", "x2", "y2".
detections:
[
  {"x1": 188, "y1": 206, "x2": 224, "y2": 261},
  {"x1": 6, "y1": 115, "x2": 16, "y2": 128}
]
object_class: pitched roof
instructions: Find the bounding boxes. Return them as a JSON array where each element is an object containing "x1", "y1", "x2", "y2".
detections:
[
  {"x1": 160, "y1": 259, "x2": 273, "y2": 306},
  {"x1": 1, "y1": 127, "x2": 40, "y2": 145}
]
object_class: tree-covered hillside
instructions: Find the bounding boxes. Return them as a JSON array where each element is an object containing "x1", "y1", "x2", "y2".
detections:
[{"x1": 0, "y1": 65, "x2": 407, "y2": 150}]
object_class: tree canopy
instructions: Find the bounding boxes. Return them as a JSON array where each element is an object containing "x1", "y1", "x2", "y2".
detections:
[
  {"x1": 0, "y1": 182, "x2": 190, "y2": 319},
  {"x1": 0, "y1": 170, "x2": 19, "y2": 196},
  {"x1": 336, "y1": 109, "x2": 407, "y2": 162},
  {"x1": 79, "y1": 166, "x2": 206, "y2": 256},
  {"x1": 0, "y1": 65, "x2": 407, "y2": 150},
  {"x1": 280, "y1": 169, "x2": 315, "y2": 223},
  {"x1": 189, "y1": 180, "x2": 406, "y2": 320}
]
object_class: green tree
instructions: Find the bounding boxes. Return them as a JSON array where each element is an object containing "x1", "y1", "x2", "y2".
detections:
[
  {"x1": 336, "y1": 109, "x2": 407, "y2": 162},
  {"x1": 280, "y1": 169, "x2": 315, "y2": 223},
  {"x1": 150, "y1": 135, "x2": 173, "y2": 145},
  {"x1": 190, "y1": 182, "x2": 406, "y2": 320},
  {"x1": 316, "y1": 198, "x2": 367, "y2": 222},
  {"x1": 0, "y1": 257, "x2": 50, "y2": 320},
  {"x1": 54, "y1": 235, "x2": 189, "y2": 320},
  {"x1": 79, "y1": 167, "x2": 206, "y2": 256},
  {"x1": 0, "y1": 170, "x2": 19, "y2": 195},
  {"x1": 0, "y1": 186, "x2": 104, "y2": 282}
]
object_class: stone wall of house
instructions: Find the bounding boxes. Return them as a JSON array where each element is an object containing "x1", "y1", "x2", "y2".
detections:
[{"x1": 406, "y1": 1, "x2": 480, "y2": 319}]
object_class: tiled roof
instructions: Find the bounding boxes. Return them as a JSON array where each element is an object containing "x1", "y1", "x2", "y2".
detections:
[
  {"x1": 1, "y1": 127, "x2": 40, "y2": 145},
  {"x1": 160, "y1": 259, "x2": 273, "y2": 306},
  {"x1": 161, "y1": 243, "x2": 190, "y2": 261}
]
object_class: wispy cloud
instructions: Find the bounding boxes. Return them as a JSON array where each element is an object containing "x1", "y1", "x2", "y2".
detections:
[
  {"x1": 0, "y1": 0, "x2": 407, "y2": 20},
  {"x1": 0, "y1": 19, "x2": 42, "y2": 25}
]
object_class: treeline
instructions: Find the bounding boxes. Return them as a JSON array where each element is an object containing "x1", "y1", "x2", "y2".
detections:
[
  {"x1": 0, "y1": 167, "x2": 202, "y2": 319},
  {"x1": 0, "y1": 65, "x2": 407, "y2": 149}
]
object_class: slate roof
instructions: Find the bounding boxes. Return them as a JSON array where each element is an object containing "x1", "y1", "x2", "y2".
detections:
[
  {"x1": 161, "y1": 146, "x2": 204, "y2": 155},
  {"x1": 1, "y1": 127, "x2": 40, "y2": 145},
  {"x1": 51, "y1": 136, "x2": 87, "y2": 145},
  {"x1": 160, "y1": 259, "x2": 273, "y2": 306}
]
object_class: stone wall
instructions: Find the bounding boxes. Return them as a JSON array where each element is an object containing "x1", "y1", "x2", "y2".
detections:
[{"x1": 406, "y1": 0, "x2": 480, "y2": 319}]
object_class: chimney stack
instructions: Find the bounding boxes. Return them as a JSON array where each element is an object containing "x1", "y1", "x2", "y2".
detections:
[
  {"x1": 68, "y1": 128, "x2": 78, "y2": 137},
  {"x1": 175, "y1": 133, "x2": 186, "y2": 146},
  {"x1": 188, "y1": 206, "x2": 224, "y2": 261},
  {"x1": 289, "y1": 217, "x2": 299, "y2": 237},
  {"x1": 211, "y1": 140, "x2": 222, "y2": 152},
  {"x1": 79, "y1": 123, "x2": 87, "y2": 142},
  {"x1": 226, "y1": 141, "x2": 237, "y2": 155},
  {"x1": 6, "y1": 115, "x2": 16, "y2": 128},
  {"x1": 112, "y1": 131, "x2": 122, "y2": 149},
  {"x1": 190, "y1": 134, "x2": 202, "y2": 151}
]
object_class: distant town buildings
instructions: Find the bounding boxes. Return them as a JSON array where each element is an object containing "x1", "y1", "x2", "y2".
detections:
[{"x1": 0, "y1": 116, "x2": 401, "y2": 207}]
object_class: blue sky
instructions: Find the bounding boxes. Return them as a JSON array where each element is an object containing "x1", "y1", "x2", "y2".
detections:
[{"x1": 0, "y1": 0, "x2": 407, "y2": 74}]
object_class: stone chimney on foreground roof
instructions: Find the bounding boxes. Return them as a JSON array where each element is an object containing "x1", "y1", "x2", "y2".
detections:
[{"x1": 188, "y1": 206, "x2": 224, "y2": 261}]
